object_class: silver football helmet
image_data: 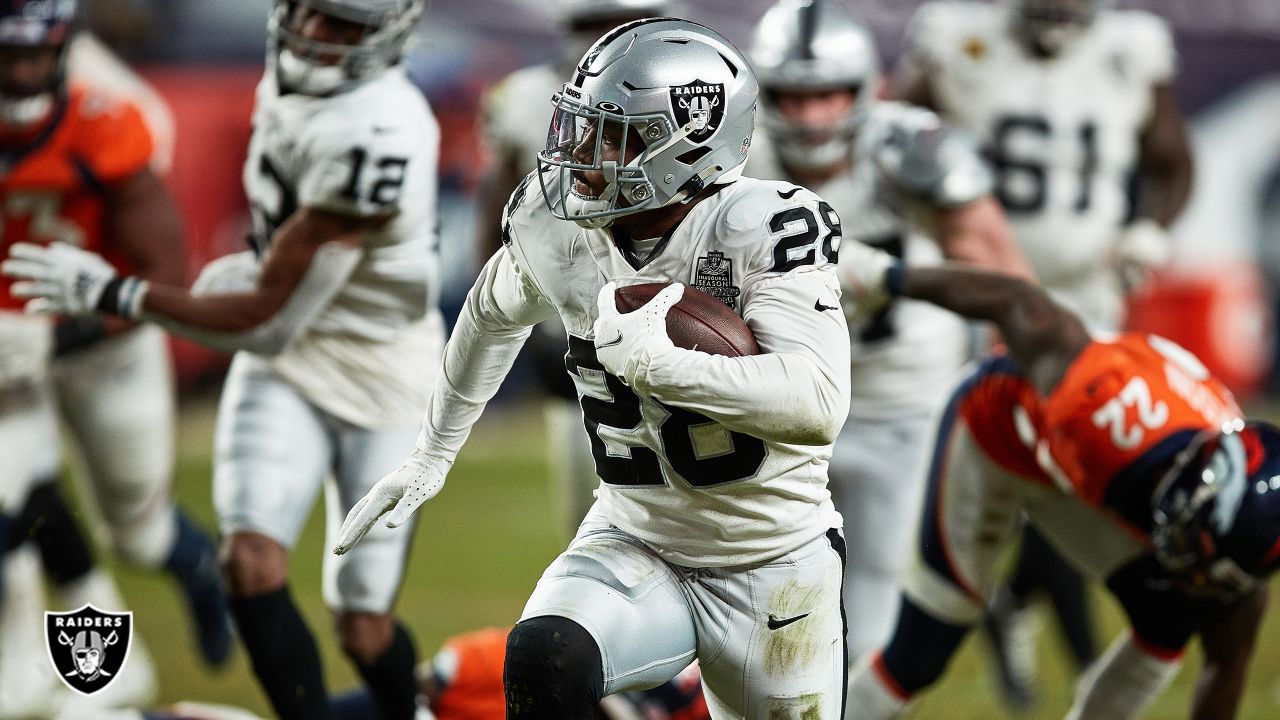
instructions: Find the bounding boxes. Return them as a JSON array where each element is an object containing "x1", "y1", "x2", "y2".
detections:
[
  {"x1": 538, "y1": 18, "x2": 758, "y2": 228},
  {"x1": 270, "y1": 0, "x2": 426, "y2": 96},
  {"x1": 749, "y1": 0, "x2": 879, "y2": 172},
  {"x1": 1005, "y1": 0, "x2": 1104, "y2": 56}
]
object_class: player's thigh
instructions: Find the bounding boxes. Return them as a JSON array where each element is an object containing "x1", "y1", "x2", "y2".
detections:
[
  {"x1": 1022, "y1": 483, "x2": 1145, "y2": 582},
  {"x1": 321, "y1": 419, "x2": 420, "y2": 613},
  {"x1": 0, "y1": 380, "x2": 59, "y2": 510},
  {"x1": 904, "y1": 418, "x2": 1028, "y2": 625},
  {"x1": 213, "y1": 353, "x2": 331, "y2": 549},
  {"x1": 519, "y1": 512, "x2": 697, "y2": 695},
  {"x1": 697, "y1": 529, "x2": 846, "y2": 719},
  {"x1": 53, "y1": 327, "x2": 176, "y2": 516}
]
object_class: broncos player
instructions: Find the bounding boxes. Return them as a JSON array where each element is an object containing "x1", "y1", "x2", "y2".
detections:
[
  {"x1": 834, "y1": 245, "x2": 1274, "y2": 720},
  {"x1": 896, "y1": 0, "x2": 1195, "y2": 699},
  {"x1": 744, "y1": 0, "x2": 1030, "y2": 663},
  {"x1": 0, "y1": 0, "x2": 226, "y2": 669},
  {"x1": 337, "y1": 18, "x2": 853, "y2": 719},
  {"x1": 5, "y1": 1, "x2": 441, "y2": 719},
  {"x1": 475, "y1": 0, "x2": 670, "y2": 542}
]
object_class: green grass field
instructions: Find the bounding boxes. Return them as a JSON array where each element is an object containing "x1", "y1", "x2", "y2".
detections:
[{"x1": 99, "y1": 394, "x2": 1280, "y2": 718}]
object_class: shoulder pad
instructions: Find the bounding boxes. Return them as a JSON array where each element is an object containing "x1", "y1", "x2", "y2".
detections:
[
  {"x1": 907, "y1": 1, "x2": 997, "y2": 66},
  {"x1": 865, "y1": 102, "x2": 992, "y2": 207},
  {"x1": 713, "y1": 178, "x2": 840, "y2": 276},
  {"x1": 1098, "y1": 10, "x2": 1177, "y2": 85}
]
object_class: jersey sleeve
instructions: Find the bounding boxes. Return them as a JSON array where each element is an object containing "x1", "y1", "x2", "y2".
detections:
[
  {"x1": 75, "y1": 92, "x2": 155, "y2": 183},
  {"x1": 297, "y1": 109, "x2": 438, "y2": 218},
  {"x1": 1118, "y1": 11, "x2": 1178, "y2": 85},
  {"x1": 717, "y1": 182, "x2": 841, "y2": 279}
]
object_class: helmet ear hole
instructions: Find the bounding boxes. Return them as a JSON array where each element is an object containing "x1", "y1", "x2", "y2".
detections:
[{"x1": 675, "y1": 146, "x2": 712, "y2": 166}]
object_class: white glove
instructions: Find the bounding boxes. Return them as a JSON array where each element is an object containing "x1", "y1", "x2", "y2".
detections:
[
  {"x1": 332, "y1": 451, "x2": 450, "y2": 555},
  {"x1": 1112, "y1": 218, "x2": 1173, "y2": 292},
  {"x1": 0, "y1": 312, "x2": 52, "y2": 388},
  {"x1": 834, "y1": 240, "x2": 898, "y2": 322},
  {"x1": 593, "y1": 281, "x2": 682, "y2": 390},
  {"x1": 192, "y1": 250, "x2": 261, "y2": 296},
  {"x1": 1, "y1": 242, "x2": 147, "y2": 318}
]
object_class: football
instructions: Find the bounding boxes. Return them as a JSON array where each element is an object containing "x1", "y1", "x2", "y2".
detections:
[{"x1": 614, "y1": 282, "x2": 759, "y2": 357}]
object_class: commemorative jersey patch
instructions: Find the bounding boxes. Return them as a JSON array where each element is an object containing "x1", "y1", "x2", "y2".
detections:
[
  {"x1": 670, "y1": 79, "x2": 726, "y2": 144},
  {"x1": 694, "y1": 250, "x2": 740, "y2": 309},
  {"x1": 45, "y1": 605, "x2": 134, "y2": 696}
]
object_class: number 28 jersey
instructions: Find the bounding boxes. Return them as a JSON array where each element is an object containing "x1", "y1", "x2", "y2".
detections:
[
  {"x1": 242, "y1": 68, "x2": 443, "y2": 426},
  {"x1": 497, "y1": 173, "x2": 849, "y2": 566},
  {"x1": 907, "y1": 2, "x2": 1175, "y2": 329}
]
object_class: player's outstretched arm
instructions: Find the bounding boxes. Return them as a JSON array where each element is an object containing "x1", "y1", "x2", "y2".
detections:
[
  {"x1": 3, "y1": 206, "x2": 371, "y2": 355},
  {"x1": 1191, "y1": 587, "x2": 1269, "y2": 720},
  {"x1": 335, "y1": 249, "x2": 554, "y2": 552}
]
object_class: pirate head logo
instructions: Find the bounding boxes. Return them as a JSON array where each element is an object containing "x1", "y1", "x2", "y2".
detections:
[
  {"x1": 45, "y1": 605, "x2": 132, "y2": 695},
  {"x1": 670, "y1": 79, "x2": 726, "y2": 144}
]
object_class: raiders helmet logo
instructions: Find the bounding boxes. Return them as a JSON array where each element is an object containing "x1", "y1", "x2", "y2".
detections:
[
  {"x1": 670, "y1": 79, "x2": 726, "y2": 144},
  {"x1": 45, "y1": 605, "x2": 133, "y2": 696}
]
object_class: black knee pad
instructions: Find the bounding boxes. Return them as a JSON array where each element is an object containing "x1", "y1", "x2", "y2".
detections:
[
  {"x1": 504, "y1": 616, "x2": 603, "y2": 720},
  {"x1": 10, "y1": 481, "x2": 94, "y2": 584},
  {"x1": 880, "y1": 598, "x2": 970, "y2": 695}
]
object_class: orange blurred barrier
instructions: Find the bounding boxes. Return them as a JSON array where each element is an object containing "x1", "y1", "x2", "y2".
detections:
[{"x1": 1126, "y1": 262, "x2": 1274, "y2": 400}]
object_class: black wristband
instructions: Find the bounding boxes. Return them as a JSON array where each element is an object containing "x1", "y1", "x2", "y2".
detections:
[
  {"x1": 96, "y1": 276, "x2": 126, "y2": 315},
  {"x1": 885, "y1": 261, "x2": 906, "y2": 297},
  {"x1": 53, "y1": 317, "x2": 109, "y2": 357}
]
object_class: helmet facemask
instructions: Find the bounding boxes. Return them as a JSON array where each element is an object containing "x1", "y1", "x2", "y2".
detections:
[
  {"x1": 0, "y1": 0, "x2": 76, "y2": 129},
  {"x1": 759, "y1": 86, "x2": 863, "y2": 172},
  {"x1": 270, "y1": 0, "x2": 424, "y2": 96},
  {"x1": 1150, "y1": 426, "x2": 1259, "y2": 600}
]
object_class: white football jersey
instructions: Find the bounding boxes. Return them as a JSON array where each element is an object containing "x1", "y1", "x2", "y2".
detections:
[
  {"x1": 498, "y1": 172, "x2": 847, "y2": 566},
  {"x1": 481, "y1": 63, "x2": 562, "y2": 176},
  {"x1": 908, "y1": 1, "x2": 1176, "y2": 329},
  {"x1": 242, "y1": 67, "x2": 443, "y2": 427},
  {"x1": 747, "y1": 102, "x2": 990, "y2": 416}
]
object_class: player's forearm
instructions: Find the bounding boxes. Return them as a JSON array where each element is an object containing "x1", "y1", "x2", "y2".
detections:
[
  {"x1": 639, "y1": 349, "x2": 847, "y2": 445},
  {"x1": 1191, "y1": 664, "x2": 1246, "y2": 720},
  {"x1": 1135, "y1": 163, "x2": 1193, "y2": 228}
]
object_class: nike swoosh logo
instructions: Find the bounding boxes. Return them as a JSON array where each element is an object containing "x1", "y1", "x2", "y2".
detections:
[
  {"x1": 596, "y1": 332, "x2": 624, "y2": 349},
  {"x1": 767, "y1": 613, "x2": 810, "y2": 630},
  {"x1": 777, "y1": 187, "x2": 802, "y2": 199},
  {"x1": 372, "y1": 125, "x2": 395, "y2": 134},
  {"x1": 814, "y1": 299, "x2": 839, "y2": 312}
]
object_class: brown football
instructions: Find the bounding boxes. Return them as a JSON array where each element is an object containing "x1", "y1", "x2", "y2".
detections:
[{"x1": 614, "y1": 282, "x2": 759, "y2": 357}]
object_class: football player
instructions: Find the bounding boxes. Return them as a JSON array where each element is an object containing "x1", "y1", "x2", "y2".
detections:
[
  {"x1": 743, "y1": 0, "x2": 1031, "y2": 662},
  {"x1": 474, "y1": 0, "x2": 670, "y2": 542},
  {"x1": 895, "y1": 0, "x2": 1196, "y2": 699},
  {"x1": 836, "y1": 245, "x2": 1273, "y2": 720},
  {"x1": 336, "y1": 18, "x2": 853, "y2": 719},
  {"x1": 0, "y1": 0, "x2": 227, "y2": 666},
  {"x1": 3, "y1": 1, "x2": 443, "y2": 719}
]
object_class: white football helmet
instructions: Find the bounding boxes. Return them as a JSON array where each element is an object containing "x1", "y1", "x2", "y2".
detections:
[
  {"x1": 749, "y1": 0, "x2": 879, "y2": 172},
  {"x1": 537, "y1": 18, "x2": 758, "y2": 228},
  {"x1": 1005, "y1": 0, "x2": 1105, "y2": 55},
  {"x1": 269, "y1": 0, "x2": 426, "y2": 96}
]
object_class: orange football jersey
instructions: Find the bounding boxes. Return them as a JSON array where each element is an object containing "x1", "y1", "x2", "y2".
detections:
[
  {"x1": 0, "y1": 83, "x2": 154, "y2": 311},
  {"x1": 962, "y1": 333, "x2": 1243, "y2": 508}
]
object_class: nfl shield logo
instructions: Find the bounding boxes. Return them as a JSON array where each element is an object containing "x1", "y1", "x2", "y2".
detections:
[
  {"x1": 669, "y1": 78, "x2": 726, "y2": 144},
  {"x1": 45, "y1": 604, "x2": 133, "y2": 696}
]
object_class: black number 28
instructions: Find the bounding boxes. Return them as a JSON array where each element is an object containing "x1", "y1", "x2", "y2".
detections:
[
  {"x1": 769, "y1": 201, "x2": 842, "y2": 273},
  {"x1": 566, "y1": 336, "x2": 768, "y2": 488}
]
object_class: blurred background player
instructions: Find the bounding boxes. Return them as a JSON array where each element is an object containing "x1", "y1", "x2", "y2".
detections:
[
  {"x1": 473, "y1": 0, "x2": 669, "y2": 541},
  {"x1": 895, "y1": 0, "x2": 1195, "y2": 704},
  {"x1": 3, "y1": 0, "x2": 443, "y2": 718},
  {"x1": 840, "y1": 248, "x2": 1273, "y2": 720},
  {"x1": 0, "y1": 0, "x2": 227, "y2": 676},
  {"x1": 744, "y1": 0, "x2": 1030, "y2": 666}
]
